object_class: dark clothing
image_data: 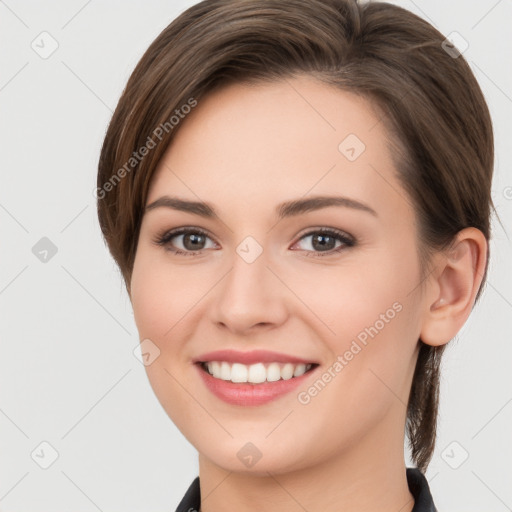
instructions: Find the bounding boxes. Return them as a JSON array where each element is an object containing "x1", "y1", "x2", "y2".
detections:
[
  {"x1": 175, "y1": 467, "x2": 437, "y2": 511},
  {"x1": 407, "y1": 467, "x2": 438, "y2": 511}
]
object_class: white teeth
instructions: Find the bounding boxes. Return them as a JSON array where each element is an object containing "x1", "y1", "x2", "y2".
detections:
[
  {"x1": 293, "y1": 363, "x2": 306, "y2": 377},
  {"x1": 211, "y1": 361, "x2": 221, "y2": 376},
  {"x1": 281, "y1": 363, "x2": 294, "y2": 380},
  {"x1": 220, "y1": 362, "x2": 231, "y2": 380},
  {"x1": 248, "y1": 362, "x2": 267, "y2": 383},
  {"x1": 231, "y1": 363, "x2": 248, "y2": 383},
  {"x1": 203, "y1": 361, "x2": 313, "y2": 383},
  {"x1": 266, "y1": 362, "x2": 281, "y2": 382}
]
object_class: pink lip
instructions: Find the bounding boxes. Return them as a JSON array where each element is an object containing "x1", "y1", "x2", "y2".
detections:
[
  {"x1": 193, "y1": 349, "x2": 317, "y2": 365},
  {"x1": 195, "y1": 363, "x2": 318, "y2": 406}
]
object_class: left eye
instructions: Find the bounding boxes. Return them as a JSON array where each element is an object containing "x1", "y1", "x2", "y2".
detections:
[
  {"x1": 292, "y1": 229, "x2": 354, "y2": 256},
  {"x1": 153, "y1": 227, "x2": 355, "y2": 257}
]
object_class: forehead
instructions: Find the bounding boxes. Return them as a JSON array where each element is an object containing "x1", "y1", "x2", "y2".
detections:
[{"x1": 147, "y1": 75, "x2": 410, "y2": 222}]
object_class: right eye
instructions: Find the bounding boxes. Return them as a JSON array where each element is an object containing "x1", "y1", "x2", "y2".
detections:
[{"x1": 153, "y1": 227, "x2": 218, "y2": 256}]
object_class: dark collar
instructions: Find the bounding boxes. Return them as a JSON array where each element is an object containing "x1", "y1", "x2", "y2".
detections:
[
  {"x1": 175, "y1": 467, "x2": 437, "y2": 512},
  {"x1": 407, "y1": 467, "x2": 438, "y2": 512}
]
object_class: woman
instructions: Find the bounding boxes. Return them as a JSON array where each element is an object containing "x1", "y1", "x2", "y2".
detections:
[{"x1": 96, "y1": 0, "x2": 495, "y2": 510}]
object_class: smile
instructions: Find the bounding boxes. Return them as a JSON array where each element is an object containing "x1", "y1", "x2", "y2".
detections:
[{"x1": 199, "y1": 361, "x2": 316, "y2": 384}]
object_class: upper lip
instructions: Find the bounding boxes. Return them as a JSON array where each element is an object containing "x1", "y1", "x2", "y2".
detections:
[{"x1": 193, "y1": 349, "x2": 318, "y2": 365}]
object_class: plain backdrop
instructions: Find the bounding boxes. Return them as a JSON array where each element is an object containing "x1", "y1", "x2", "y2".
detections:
[{"x1": 0, "y1": 0, "x2": 511, "y2": 510}]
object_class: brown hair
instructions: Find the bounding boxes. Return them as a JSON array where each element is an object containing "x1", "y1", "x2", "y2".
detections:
[{"x1": 97, "y1": 0, "x2": 495, "y2": 472}]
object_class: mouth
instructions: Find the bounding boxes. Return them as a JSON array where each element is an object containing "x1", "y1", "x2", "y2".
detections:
[
  {"x1": 197, "y1": 360, "x2": 319, "y2": 384},
  {"x1": 193, "y1": 349, "x2": 320, "y2": 405}
]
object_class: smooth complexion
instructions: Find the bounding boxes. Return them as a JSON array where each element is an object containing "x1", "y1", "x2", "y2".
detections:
[{"x1": 129, "y1": 75, "x2": 486, "y2": 512}]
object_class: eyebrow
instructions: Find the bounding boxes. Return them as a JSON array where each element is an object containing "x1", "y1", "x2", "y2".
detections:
[{"x1": 145, "y1": 194, "x2": 378, "y2": 219}]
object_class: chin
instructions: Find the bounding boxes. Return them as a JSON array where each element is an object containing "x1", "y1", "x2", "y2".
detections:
[{"x1": 196, "y1": 435, "x2": 314, "y2": 476}]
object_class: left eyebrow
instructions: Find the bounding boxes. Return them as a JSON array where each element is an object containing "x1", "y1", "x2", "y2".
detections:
[
  {"x1": 144, "y1": 194, "x2": 378, "y2": 219},
  {"x1": 276, "y1": 195, "x2": 378, "y2": 219}
]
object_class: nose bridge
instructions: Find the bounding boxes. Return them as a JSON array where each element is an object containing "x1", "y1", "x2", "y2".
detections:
[{"x1": 211, "y1": 235, "x2": 288, "y2": 331}]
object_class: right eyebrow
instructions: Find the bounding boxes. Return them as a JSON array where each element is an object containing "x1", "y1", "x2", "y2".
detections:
[{"x1": 145, "y1": 196, "x2": 216, "y2": 218}]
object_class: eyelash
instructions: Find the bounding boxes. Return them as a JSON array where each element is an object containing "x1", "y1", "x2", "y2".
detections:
[{"x1": 153, "y1": 226, "x2": 355, "y2": 258}]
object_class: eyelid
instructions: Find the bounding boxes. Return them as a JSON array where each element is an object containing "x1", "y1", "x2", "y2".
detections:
[{"x1": 293, "y1": 226, "x2": 355, "y2": 245}]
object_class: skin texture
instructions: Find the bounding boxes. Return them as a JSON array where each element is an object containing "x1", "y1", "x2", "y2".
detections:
[{"x1": 129, "y1": 75, "x2": 487, "y2": 512}]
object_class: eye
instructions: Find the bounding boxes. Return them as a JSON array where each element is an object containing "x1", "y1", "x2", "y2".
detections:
[
  {"x1": 291, "y1": 228, "x2": 355, "y2": 257},
  {"x1": 153, "y1": 227, "x2": 217, "y2": 256},
  {"x1": 153, "y1": 226, "x2": 355, "y2": 258}
]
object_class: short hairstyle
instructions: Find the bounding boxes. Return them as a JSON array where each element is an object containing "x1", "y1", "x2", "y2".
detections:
[{"x1": 97, "y1": 0, "x2": 495, "y2": 472}]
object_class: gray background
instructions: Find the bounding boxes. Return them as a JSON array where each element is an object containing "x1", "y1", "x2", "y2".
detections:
[{"x1": 0, "y1": 0, "x2": 511, "y2": 510}]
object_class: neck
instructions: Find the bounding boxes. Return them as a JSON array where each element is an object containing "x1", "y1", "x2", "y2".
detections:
[{"x1": 197, "y1": 414, "x2": 415, "y2": 512}]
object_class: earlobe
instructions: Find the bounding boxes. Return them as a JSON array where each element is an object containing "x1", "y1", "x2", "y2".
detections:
[{"x1": 420, "y1": 227, "x2": 487, "y2": 347}]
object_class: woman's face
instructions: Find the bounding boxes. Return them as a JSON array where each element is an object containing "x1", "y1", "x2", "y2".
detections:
[{"x1": 130, "y1": 75, "x2": 427, "y2": 474}]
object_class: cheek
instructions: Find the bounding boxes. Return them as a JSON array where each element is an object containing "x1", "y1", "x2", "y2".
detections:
[
  {"x1": 130, "y1": 250, "x2": 200, "y2": 341},
  {"x1": 290, "y1": 238, "x2": 421, "y2": 401},
  {"x1": 130, "y1": 252, "x2": 201, "y2": 432},
  {"x1": 130, "y1": 263, "x2": 167, "y2": 340},
  {"x1": 289, "y1": 247, "x2": 419, "y2": 349},
  {"x1": 293, "y1": 283, "x2": 419, "y2": 459}
]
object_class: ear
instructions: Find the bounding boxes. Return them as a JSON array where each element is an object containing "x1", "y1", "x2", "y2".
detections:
[{"x1": 420, "y1": 227, "x2": 488, "y2": 347}]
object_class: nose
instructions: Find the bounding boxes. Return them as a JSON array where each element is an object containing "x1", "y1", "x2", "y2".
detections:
[{"x1": 208, "y1": 246, "x2": 289, "y2": 336}]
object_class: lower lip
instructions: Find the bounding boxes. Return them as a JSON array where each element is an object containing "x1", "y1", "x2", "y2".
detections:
[{"x1": 195, "y1": 363, "x2": 317, "y2": 406}]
